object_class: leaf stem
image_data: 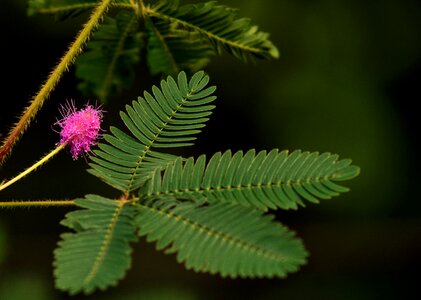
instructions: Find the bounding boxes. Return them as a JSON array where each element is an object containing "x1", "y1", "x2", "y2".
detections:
[
  {"x1": 0, "y1": 200, "x2": 75, "y2": 209},
  {"x1": 0, "y1": 144, "x2": 65, "y2": 192},
  {"x1": 82, "y1": 200, "x2": 126, "y2": 287},
  {"x1": 0, "y1": 0, "x2": 113, "y2": 164}
]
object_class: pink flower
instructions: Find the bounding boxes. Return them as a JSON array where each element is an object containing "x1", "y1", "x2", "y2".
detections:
[{"x1": 55, "y1": 101, "x2": 103, "y2": 160}]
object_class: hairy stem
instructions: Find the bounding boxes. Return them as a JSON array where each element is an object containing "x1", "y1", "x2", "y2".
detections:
[
  {"x1": 0, "y1": 0, "x2": 113, "y2": 164},
  {"x1": 0, "y1": 200, "x2": 75, "y2": 209},
  {"x1": 0, "y1": 144, "x2": 65, "y2": 192}
]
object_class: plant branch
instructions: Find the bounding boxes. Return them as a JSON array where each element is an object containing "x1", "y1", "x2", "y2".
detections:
[
  {"x1": 0, "y1": 144, "x2": 65, "y2": 192},
  {"x1": 0, "y1": 200, "x2": 76, "y2": 209},
  {"x1": 0, "y1": 0, "x2": 113, "y2": 164}
]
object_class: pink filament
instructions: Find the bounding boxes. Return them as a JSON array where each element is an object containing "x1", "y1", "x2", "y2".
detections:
[{"x1": 56, "y1": 101, "x2": 103, "y2": 160}]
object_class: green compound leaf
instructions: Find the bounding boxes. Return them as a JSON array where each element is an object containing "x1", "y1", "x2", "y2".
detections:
[
  {"x1": 147, "y1": 1, "x2": 279, "y2": 62},
  {"x1": 29, "y1": 1, "x2": 279, "y2": 83},
  {"x1": 75, "y1": 10, "x2": 143, "y2": 102},
  {"x1": 145, "y1": 18, "x2": 214, "y2": 76},
  {"x1": 141, "y1": 150, "x2": 361, "y2": 210},
  {"x1": 88, "y1": 71, "x2": 217, "y2": 193},
  {"x1": 54, "y1": 195, "x2": 137, "y2": 295},
  {"x1": 136, "y1": 198, "x2": 307, "y2": 278}
]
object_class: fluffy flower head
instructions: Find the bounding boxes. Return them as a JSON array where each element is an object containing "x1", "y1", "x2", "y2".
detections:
[{"x1": 56, "y1": 101, "x2": 103, "y2": 160}]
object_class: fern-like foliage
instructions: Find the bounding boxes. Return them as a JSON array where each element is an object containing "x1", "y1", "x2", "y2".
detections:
[
  {"x1": 140, "y1": 150, "x2": 360, "y2": 210},
  {"x1": 28, "y1": 0, "x2": 279, "y2": 98},
  {"x1": 75, "y1": 11, "x2": 142, "y2": 102},
  {"x1": 54, "y1": 195, "x2": 137, "y2": 295},
  {"x1": 51, "y1": 71, "x2": 360, "y2": 294},
  {"x1": 88, "y1": 71, "x2": 217, "y2": 193},
  {"x1": 147, "y1": 1, "x2": 280, "y2": 62},
  {"x1": 145, "y1": 18, "x2": 214, "y2": 76},
  {"x1": 136, "y1": 198, "x2": 307, "y2": 278}
]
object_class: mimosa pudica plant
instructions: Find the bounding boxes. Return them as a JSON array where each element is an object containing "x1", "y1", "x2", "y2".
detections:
[{"x1": 0, "y1": 0, "x2": 360, "y2": 295}]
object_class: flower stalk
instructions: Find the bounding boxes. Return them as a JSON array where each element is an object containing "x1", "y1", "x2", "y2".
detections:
[{"x1": 0, "y1": 144, "x2": 65, "y2": 192}]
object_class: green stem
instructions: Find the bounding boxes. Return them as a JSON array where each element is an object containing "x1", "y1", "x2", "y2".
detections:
[
  {"x1": 0, "y1": 144, "x2": 65, "y2": 192},
  {"x1": 0, "y1": 200, "x2": 75, "y2": 209},
  {"x1": 0, "y1": 0, "x2": 113, "y2": 164}
]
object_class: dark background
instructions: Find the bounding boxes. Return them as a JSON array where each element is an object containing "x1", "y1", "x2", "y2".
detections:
[{"x1": 1, "y1": 0, "x2": 420, "y2": 299}]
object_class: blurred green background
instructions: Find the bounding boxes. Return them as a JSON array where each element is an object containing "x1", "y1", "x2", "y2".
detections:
[{"x1": 0, "y1": 0, "x2": 420, "y2": 299}]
